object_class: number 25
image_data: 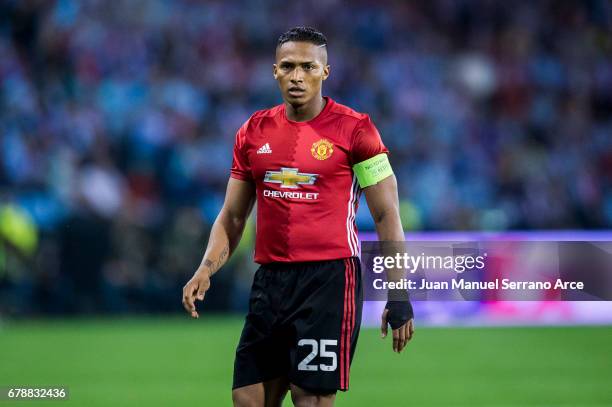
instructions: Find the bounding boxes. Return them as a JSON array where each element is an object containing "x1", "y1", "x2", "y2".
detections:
[{"x1": 297, "y1": 339, "x2": 337, "y2": 372}]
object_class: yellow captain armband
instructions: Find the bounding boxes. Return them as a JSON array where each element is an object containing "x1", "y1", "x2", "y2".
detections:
[{"x1": 352, "y1": 153, "x2": 394, "y2": 188}]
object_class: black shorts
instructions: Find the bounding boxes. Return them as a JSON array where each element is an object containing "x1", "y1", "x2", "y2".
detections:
[{"x1": 233, "y1": 257, "x2": 363, "y2": 393}]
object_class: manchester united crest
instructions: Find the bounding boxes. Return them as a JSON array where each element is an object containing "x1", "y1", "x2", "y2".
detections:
[{"x1": 311, "y1": 139, "x2": 334, "y2": 160}]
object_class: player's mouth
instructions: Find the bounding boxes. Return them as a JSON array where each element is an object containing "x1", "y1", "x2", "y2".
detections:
[{"x1": 288, "y1": 87, "x2": 306, "y2": 97}]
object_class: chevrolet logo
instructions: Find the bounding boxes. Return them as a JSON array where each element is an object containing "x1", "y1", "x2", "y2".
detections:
[{"x1": 263, "y1": 168, "x2": 318, "y2": 189}]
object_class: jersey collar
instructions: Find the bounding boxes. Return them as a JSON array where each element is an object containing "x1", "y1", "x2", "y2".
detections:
[{"x1": 282, "y1": 96, "x2": 334, "y2": 126}]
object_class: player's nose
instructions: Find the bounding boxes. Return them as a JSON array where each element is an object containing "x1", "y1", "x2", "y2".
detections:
[{"x1": 290, "y1": 69, "x2": 304, "y2": 82}]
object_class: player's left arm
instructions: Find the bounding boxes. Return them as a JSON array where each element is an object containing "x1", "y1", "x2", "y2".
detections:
[
  {"x1": 363, "y1": 173, "x2": 415, "y2": 353},
  {"x1": 351, "y1": 116, "x2": 414, "y2": 352}
]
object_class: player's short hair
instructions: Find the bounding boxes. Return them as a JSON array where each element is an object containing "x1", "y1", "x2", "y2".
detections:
[{"x1": 277, "y1": 27, "x2": 327, "y2": 48}]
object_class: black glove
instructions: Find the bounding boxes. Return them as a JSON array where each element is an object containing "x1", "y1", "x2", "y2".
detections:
[{"x1": 385, "y1": 289, "x2": 414, "y2": 330}]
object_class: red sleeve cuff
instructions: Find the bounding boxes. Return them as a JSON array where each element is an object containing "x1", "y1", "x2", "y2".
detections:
[{"x1": 230, "y1": 171, "x2": 253, "y2": 182}]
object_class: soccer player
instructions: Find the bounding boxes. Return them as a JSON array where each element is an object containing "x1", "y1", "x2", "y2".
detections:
[{"x1": 182, "y1": 27, "x2": 414, "y2": 407}]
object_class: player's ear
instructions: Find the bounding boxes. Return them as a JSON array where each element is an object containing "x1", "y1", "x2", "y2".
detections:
[
  {"x1": 322, "y1": 64, "x2": 330, "y2": 81},
  {"x1": 272, "y1": 64, "x2": 278, "y2": 80}
]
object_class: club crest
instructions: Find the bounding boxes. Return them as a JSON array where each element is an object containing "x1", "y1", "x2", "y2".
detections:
[{"x1": 311, "y1": 139, "x2": 334, "y2": 160}]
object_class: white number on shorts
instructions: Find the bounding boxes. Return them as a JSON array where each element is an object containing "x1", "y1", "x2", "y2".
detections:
[{"x1": 297, "y1": 339, "x2": 338, "y2": 372}]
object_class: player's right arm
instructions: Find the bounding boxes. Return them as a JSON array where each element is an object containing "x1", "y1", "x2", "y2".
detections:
[{"x1": 182, "y1": 177, "x2": 255, "y2": 318}]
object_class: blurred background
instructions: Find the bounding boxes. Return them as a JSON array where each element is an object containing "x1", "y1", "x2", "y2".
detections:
[
  {"x1": 0, "y1": 0, "x2": 611, "y2": 317},
  {"x1": 1, "y1": 1, "x2": 611, "y2": 406}
]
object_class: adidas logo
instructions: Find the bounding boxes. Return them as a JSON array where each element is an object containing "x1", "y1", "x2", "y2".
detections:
[{"x1": 257, "y1": 143, "x2": 272, "y2": 154}]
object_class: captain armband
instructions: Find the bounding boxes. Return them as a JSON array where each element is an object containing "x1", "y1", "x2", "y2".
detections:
[{"x1": 352, "y1": 153, "x2": 394, "y2": 188}]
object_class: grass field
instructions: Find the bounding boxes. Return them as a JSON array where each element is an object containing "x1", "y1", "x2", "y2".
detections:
[{"x1": 0, "y1": 317, "x2": 611, "y2": 407}]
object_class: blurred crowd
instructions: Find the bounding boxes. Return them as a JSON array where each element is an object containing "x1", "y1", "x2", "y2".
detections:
[{"x1": 0, "y1": 0, "x2": 610, "y2": 315}]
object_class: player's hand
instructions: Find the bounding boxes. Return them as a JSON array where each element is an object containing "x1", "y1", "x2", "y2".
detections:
[
  {"x1": 182, "y1": 268, "x2": 211, "y2": 319},
  {"x1": 381, "y1": 308, "x2": 414, "y2": 353}
]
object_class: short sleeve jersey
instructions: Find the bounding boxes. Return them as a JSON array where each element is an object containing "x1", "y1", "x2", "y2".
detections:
[{"x1": 231, "y1": 97, "x2": 388, "y2": 264}]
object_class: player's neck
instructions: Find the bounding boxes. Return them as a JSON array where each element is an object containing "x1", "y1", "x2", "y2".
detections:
[{"x1": 285, "y1": 96, "x2": 326, "y2": 122}]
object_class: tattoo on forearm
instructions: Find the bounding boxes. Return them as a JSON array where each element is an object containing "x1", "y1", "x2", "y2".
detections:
[
  {"x1": 218, "y1": 245, "x2": 229, "y2": 264},
  {"x1": 203, "y1": 245, "x2": 230, "y2": 276}
]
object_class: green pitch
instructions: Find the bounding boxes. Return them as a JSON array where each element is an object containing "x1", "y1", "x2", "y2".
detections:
[{"x1": 0, "y1": 317, "x2": 611, "y2": 406}]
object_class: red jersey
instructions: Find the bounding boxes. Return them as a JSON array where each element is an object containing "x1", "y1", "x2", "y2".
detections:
[{"x1": 230, "y1": 97, "x2": 388, "y2": 264}]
